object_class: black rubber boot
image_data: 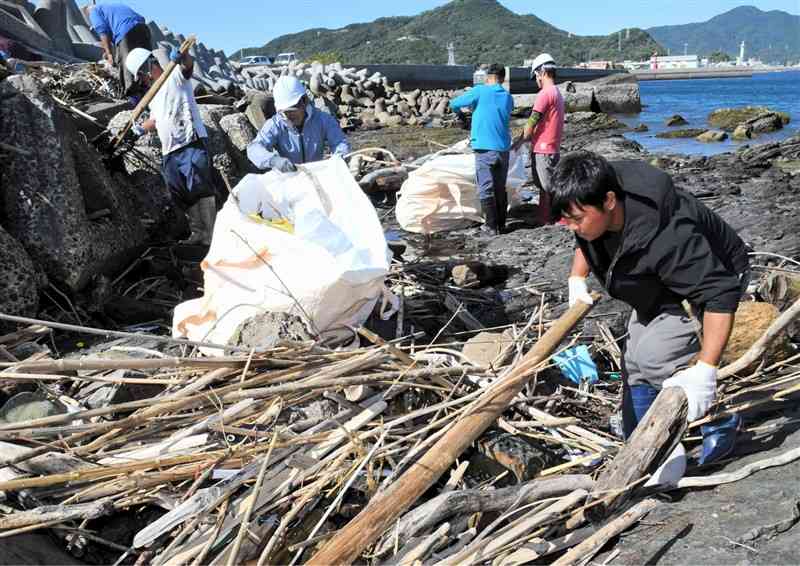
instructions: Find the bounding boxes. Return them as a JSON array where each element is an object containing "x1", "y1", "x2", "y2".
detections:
[
  {"x1": 495, "y1": 188, "x2": 508, "y2": 234},
  {"x1": 480, "y1": 197, "x2": 500, "y2": 236},
  {"x1": 537, "y1": 189, "x2": 553, "y2": 225}
]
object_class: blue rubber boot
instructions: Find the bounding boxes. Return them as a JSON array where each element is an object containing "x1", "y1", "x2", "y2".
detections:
[{"x1": 699, "y1": 413, "x2": 741, "y2": 465}]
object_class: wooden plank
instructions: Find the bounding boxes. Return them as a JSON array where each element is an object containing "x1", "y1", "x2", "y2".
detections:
[{"x1": 306, "y1": 296, "x2": 597, "y2": 565}]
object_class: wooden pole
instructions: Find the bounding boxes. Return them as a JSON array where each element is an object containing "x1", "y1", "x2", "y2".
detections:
[
  {"x1": 112, "y1": 35, "x2": 197, "y2": 148},
  {"x1": 307, "y1": 297, "x2": 597, "y2": 565},
  {"x1": 586, "y1": 387, "x2": 687, "y2": 522}
]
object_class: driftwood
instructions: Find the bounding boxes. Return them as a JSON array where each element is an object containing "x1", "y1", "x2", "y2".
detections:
[
  {"x1": 441, "y1": 489, "x2": 589, "y2": 565},
  {"x1": 0, "y1": 498, "x2": 114, "y2": 530},
  {"x1": 587, "y1": 387, "x2": 687, "y2": 522},
  {"x1": 358, "y1": 166, "x2": 409, "y2": 192},
  {"x1": 307, "y1": 297, "x2": 597, "y2": 565},
  {"x1": 133, "y1": 399, "x2": 387, "y2": 549},
  {"x1": 374, "y1": 475, "x2": 595, "y2": 556},
  {"x1": 0, "y1": 312, "x2": 254, "y2": 354},
  {"x1": 551, "y1": 498, "x2": 659, "y2": 566},
  {"x1": 677, "y1": 445, "x2": 800, "y2": 489},
  {"x1": 496, "y1": 526, "x2": 598, "y2": 565},
  {"x1": 384, "y1": 522, "x2": 451, "y2": 565}
]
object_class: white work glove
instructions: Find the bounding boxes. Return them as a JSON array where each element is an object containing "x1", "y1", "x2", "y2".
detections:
[
  {"x1": 269, "y1": 155, "x2": 297, "y2": 173},
  {"x1": 568, "y1": 276, "x2": 594, "y2": 307},
  {"x1": 662, "y1": 361, "x2": 717, "y2": 422},
  {"x1": 131, "y1": 123, "x2": 146, "y2": 137}
]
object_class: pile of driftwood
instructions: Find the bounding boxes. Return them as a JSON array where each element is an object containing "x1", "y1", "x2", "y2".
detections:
[{"x1": 1, "y1": 260, "x2": 800, "y2": 565}]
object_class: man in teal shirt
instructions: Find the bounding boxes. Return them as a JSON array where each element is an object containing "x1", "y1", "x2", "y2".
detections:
[{"x1": 450, "y1": 64, "x2": 514, "y2": 235}]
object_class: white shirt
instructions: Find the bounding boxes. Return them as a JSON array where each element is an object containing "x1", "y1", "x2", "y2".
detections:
[{"x1": 149, "y1": 68, "x2": 207, "y2": 156}]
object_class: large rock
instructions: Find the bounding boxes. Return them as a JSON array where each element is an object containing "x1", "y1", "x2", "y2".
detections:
[
  {"x1": 560, "y1": 87, "x2": 596, "y2": 113},
  {"x1": 732, "y1": 124, "x2": 752, "y2": 140},
  {"x1": 0, "y1": 227, "x2": 40, "y2": 326},
  {"x1": 219, "y1": 112, "x2": 256, "y2": 151},
  {"x1": 744, "y1": 112, "x2": 785, "y2": 135},
  {"x1": 708, "y1": 106, "x2": 791, "y2": 131},
  {"x1": 244, "y1": 92, "x2": 275, "y2": 131},
  {"x1": 33, "y1": 0, "x2": 73, "y2": 55},
  {"x1": 655, "y1": 128, "x2": 708, "y2": 139},
  {"x1": 0, "y1": 75, "x2": 147, "y2": 291},
  {"x1": 590, "y1": 73, "x2": 642, "y2": 114},
  {"x1": 665, "y1": 114, "x2": 688, "y2": 126},
  {"x1": 696, "y1": 130, "x2": 728, "y2": 143},
  {"x1": 106, "y1": 111, "x2": 174, "y2": 232},
  {"x1": 219, "y1": 112, "x2": 257, "y2": 176},
  {"x1": 198, "y1": 104, "x2": 238, "y2": 182}
]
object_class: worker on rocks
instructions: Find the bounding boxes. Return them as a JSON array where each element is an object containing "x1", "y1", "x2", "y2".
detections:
[
  {"x1": 125, "y1": 47, "x2": 218, "y2": 246},
  {"x1": 82, "y1": 2, "x2": 152, "y2": 96},
  {"x1": 512, "y1": 53, "x2": 565, "y2": 225},
  {"x1": 554, "y1": 151, "x2": 749, "y2": 480},
  {"x1": 247, "y1": 76, "x2": 350, "y2": 173},
  {"x1": 449, "y1": 63, "x2": 514, "y2": 235}
]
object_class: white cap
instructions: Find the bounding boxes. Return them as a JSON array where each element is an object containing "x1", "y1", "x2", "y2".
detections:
[
  {"x1": 273, "y1": 76, "x2": 307, "y2": 111},
  {"x1": 126, "y1": 47, "x2": 153, "y2": 77},
  {"x1": 531, "y1": 53, "x2": 556, "y2": 73}
]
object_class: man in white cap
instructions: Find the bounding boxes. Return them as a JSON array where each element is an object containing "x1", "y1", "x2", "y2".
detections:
[
  {"x1": 512, "y1": 53, "x2": 565, "y2": 225},
  {"x1": 125, "y1": 46, "x2": 217, "y2": 246},
  {"x1": 247, "y1": 76, "x2": 350, "y2": 173}
]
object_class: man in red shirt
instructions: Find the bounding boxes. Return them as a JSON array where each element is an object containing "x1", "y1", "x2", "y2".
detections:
[{"x1": 512, "y1": 53, "x2": 565, "y2": 225}]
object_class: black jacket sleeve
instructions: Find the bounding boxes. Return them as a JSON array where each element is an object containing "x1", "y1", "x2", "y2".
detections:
[{"x1": 651, "y1": 215, "x2": 742, "y2": 313}]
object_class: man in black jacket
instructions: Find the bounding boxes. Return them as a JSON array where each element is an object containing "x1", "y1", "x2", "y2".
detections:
[{"x1": 552, "y1": 151, "x2": 749, "y2": 479}]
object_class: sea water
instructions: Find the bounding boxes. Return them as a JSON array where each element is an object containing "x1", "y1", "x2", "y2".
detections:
[{"x1": 619, "y1": 70, "x2": 800, "y2": 156}]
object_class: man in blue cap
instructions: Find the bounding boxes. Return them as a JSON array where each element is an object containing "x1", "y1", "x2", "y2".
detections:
[{"x1": 83, "y1": 2, "x2": 152, "y2": 96}]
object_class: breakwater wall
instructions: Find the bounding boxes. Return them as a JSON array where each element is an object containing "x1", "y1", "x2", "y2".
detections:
[
  {"x1": 356, "y1": 64, "x2": 622, "y2": 92},
  {"x1": 633, "y1": 67, "x2": 754, "y2": 81}
]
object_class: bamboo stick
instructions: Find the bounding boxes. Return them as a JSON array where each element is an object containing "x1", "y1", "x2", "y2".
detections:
[{"x1": 551, "y1": 498, "x2": 658, "y2": 566}]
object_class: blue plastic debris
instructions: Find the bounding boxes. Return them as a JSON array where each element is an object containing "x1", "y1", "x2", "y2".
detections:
[{"x1": 552, "y1": 345, "x2": 599, "y2": 385}]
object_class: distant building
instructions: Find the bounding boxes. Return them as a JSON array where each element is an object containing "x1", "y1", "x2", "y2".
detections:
[
  {"x1": 651, "y1": 55, "x2": 700, "y2": 69},
  {"x1": 579, "y1": 60, "x2": 614, "y2": 69},
  {"x1": 624, "y1": 54, "x2": 700, "y2": 71}
]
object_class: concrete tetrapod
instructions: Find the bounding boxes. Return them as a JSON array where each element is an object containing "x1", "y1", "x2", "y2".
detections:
[{"x1": 307, "y1": 295, "x2": 598, "y2": 565}]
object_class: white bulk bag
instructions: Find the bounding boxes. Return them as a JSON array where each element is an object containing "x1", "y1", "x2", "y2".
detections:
[
  {"x1": 396, "y1": 147, "x2": 528, "y2": 235},
  {"x1": 173, "y1": 157, "x2": 392, "y2": 355}
]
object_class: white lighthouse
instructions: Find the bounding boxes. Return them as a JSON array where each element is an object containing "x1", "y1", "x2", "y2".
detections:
[{"x1": 737, "y1": 40, "x2": 746, "y2": 65}]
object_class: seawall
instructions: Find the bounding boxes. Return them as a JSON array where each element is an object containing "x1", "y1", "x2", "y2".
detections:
[{"x1": 355, "y1": 64, "x2": 622, "y2": 92}]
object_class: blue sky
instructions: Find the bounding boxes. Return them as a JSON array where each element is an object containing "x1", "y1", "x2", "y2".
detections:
[{"x1": 110, "y1": 1, "x2": 800, "y2": 55}]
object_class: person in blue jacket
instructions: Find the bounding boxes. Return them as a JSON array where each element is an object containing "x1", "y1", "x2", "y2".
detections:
[
  {"x1": 82, "y1": 3, "x2": 152, "y2": 96},
  {"x1": 449, "y1": 63, "x2": 514, "y2": 235},
  {"x1": 247, "y1": 76, "x2": 350, "y2": 173}
]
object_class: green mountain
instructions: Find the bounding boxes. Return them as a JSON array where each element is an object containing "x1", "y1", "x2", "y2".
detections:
[
  {"x1": 232, "y1": 0, "x2": 661, "y2": 66},
  {"x1": 647, "y1": 6, "x2": 800, "y2": 64}
]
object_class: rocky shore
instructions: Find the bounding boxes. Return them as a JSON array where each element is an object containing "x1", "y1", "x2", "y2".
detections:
[{"x1": 2, "y1": 60, "x2": 800, "y2": 562}]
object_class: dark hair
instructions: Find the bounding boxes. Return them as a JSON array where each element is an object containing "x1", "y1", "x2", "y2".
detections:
[
  {"x1": 550, "y1": 151, "x2": 623, "y2": 219},
  {"x1": 487, "y1": 63, "x2": 505, "y2": 81}
]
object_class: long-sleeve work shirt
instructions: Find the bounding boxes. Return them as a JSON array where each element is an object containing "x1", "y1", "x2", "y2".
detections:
[{"x1": 247, "y1": 105, "x2": 350, "y2": 169}]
